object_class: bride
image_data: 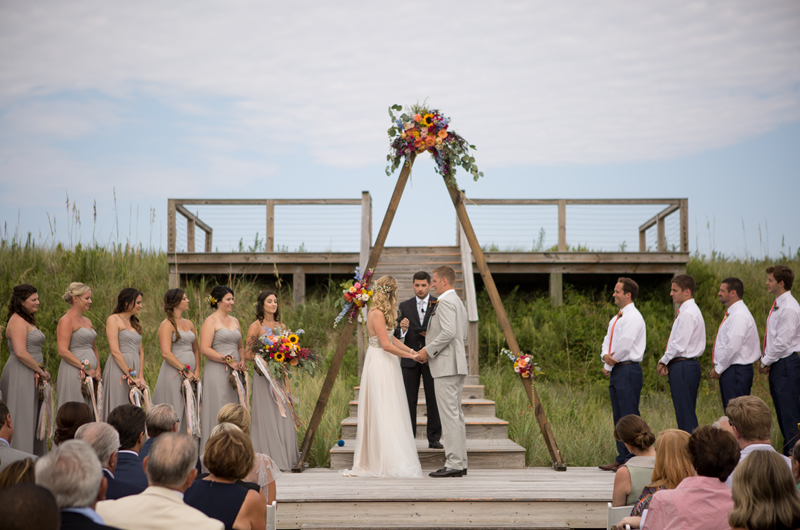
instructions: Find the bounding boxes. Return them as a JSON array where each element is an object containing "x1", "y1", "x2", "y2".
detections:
[{"x1": 346, "y1": 275, "x2": 423, "y2": 478}]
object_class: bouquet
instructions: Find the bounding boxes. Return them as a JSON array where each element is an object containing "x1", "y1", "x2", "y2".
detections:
[
  {"x1": 252, "y1": 328, "x2": 318, "y2": 380},
  {"x1": 502, "y1": 348, "x2": 542, "y2": 379},
  {"x1": 386, "y1": 102, "x2": 483, "y2": 187},
  {"x1": 333, "y1": 267, "x2": 374, "y2": 327}
]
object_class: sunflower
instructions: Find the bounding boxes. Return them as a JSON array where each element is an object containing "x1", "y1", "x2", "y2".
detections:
[
  {"x1": 288, "y1": 334, "x2": 299, "y2": 344},
  {"x1": 422, "y1": 114, "x2": 434, "y2": 127},
  {"x1": 274, "y1": 351, "x2": 286, "y2": 362}
]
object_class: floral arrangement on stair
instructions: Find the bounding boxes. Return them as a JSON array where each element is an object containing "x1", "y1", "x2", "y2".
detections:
[
  {"x1": 502, "y1": 348, "x2": 542, "y2": 379},
  {"x1": 385, "y1": 103, "x2": 483, "y2": 187},
  {"x1": 333, "y1": 267, "x2": 375, "y2": 327}
]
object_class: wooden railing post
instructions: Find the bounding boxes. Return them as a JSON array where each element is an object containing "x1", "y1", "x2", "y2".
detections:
[
  {"x1": 186, "y1": 217, "x2": 196, "y2": 252},
  {"x1": 557, "y1": 199, "x2": 567, "y2": 252},
  {"x1": 266, "y1": 200, "x2": 275, "y2": 252},
  {"x1": 657, "y1": 216, "x2": 666, "y2": 252},
  {"x1": 205, "y1": 230, "x2": 213, "y2": 253},
  {"x1": 458, "y1": 222, "x2": 480, "y2": 377},
  {"x1": 679, "y1": 198, "x2": 689, "y2": 252},
  {"x1": 639, "y1": 228, "x2": 647, "y2": 252},
  {"x1": 167, "y1": 199, "x2": 176, "y2": 253}
]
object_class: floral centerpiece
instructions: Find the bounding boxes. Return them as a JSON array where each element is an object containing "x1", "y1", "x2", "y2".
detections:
[
  {"x1": 502, "y1": 348, "x2": 542, "y2": 379},
  {"x1": 252, "y1": 328, "x2": 318, "y2": 380},
  {"x1": 386, "y1": 102, "x2": 483, "y2": 187},
  {"x1": 333, "y1": 267, "x2": 374, "y2": 327}
]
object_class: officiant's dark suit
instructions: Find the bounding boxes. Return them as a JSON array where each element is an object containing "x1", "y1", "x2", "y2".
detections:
[{"x1": 394, "y1": 272, "x2": 442, "y2": 448}]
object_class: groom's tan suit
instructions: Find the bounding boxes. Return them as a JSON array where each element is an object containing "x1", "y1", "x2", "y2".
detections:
[{"x1": 425, "y1": 289, "x2": 468, "y2": 470}]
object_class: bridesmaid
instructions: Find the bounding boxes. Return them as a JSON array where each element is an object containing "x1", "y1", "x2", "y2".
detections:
[
  {"x1": 0, "y1": 284, "x2": 50, "y2": 455},
  {"x1": 246, "y1": 290, "x2": 300, "y2": 471},
  {"x1": 101, "y1": 288, "x2": 146, "y2": 420},
  {"x1": 152, "y1": 288, "x2": 201, "y2": 437},
  {"x1": 56, "y1": 283, "x2": 101, "y2": 416},
  {"x1": 199, "y1": 285, "x2": 246, "y2": 451}
]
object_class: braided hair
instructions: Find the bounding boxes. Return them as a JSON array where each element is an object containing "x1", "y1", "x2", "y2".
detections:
[{"x1": 164, "y1": 288, "x2": 185, "y2": 343}]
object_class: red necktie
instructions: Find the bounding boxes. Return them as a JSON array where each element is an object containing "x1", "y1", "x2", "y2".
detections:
[
  {"x1": 712, "y1": 311, "x2": 729, "y2": 363},
  {"x1": 763, "y1": 300, "x2": 776, "y2": 357},
  {"x1": 608, "y1": 311, "x2": 622, "y2": 356}
]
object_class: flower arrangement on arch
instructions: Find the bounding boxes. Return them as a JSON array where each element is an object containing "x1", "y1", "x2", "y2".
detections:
[
  {"x1": 386, "y1": 103, "x2": 483, "y2": 187},
  {"x1": 502, "y1": 348, "x2": 542, "y2": 379},
  {"x1": 333, "y1": 267, "x2": 374, "y2": 327},
  {"x1": 252, "y1": 328, "x2": 318, "y2": 380}
]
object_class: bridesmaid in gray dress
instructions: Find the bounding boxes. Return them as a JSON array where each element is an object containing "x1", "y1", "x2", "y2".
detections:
[
  {"x1": 102, "y1": 288, "x2": 146, "y2": 420},
  {"x1": 0, "y1": 284, "x2": 51, "y2": 455},
  {"x1": 246, "y1": 290, "x2": 300, "y2": 471},
  {"x1": 56, "y1": 283, "x2": 101, "y2": 415},
  {"x1": 199, "y1": 285, "x2": 246, "y2": 451},
  {"x1": 153, "y1": 288, "x2": 202, "y2": 437}
]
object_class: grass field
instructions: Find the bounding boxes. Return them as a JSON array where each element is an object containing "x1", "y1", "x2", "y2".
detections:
[{"x1": 1, "y1": 238, "x2": 797, "y2": 466}]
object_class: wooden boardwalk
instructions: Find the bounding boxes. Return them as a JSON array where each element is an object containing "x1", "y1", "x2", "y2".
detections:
[{"x1": 274, "y1": 467, "x2": 615, "y2": 529}]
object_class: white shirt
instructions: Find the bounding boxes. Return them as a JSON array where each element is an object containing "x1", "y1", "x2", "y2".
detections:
[
  {"x1": 763, "y1": 291, "x2": 800, "y2": 365},
  {"x1": 660, "y1": 298, "x2": 706, "y2": 365},
  {"x1": 601, "y1": 303, "x2": 646, "y2": 371},
  {"x1": 436, "y1": 288, "x2": 456, "y2": 302},
  {"x1": 712, "y1": 300, "x2": 761, "y2": 374},
  {"x1": 725, "y1": 443, "x2": 792, "y2": 488},
  {"x1": 416, "y1": 294, "x2": 430, "y2": 322}
]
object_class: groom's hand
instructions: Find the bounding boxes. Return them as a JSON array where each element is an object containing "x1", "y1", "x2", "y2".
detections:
[{"x1": 417, "y1": 348, "x2": 428, "y2": 363}]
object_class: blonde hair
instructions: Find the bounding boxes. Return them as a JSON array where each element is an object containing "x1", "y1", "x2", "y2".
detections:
[
  {"x1": 371, "y1": 276, "x2": 397, "y2": 330},
  {"x1": 729, "y1": 450, "x2": 800, "y2": 530},
  {"x1": 62, "y1": 282, "x2": 91, "y2": 304},
  {"x1": 216, "y1": 403, "x2": 251, "y2": 433},
  {"x1": 649, "y1": 429, "x2": 693, "y2": 489}
]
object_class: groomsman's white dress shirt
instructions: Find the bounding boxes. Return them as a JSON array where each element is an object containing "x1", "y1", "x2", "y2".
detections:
[
  {"x1": 600, "y1": 303, "x2": 646, "y2": 372},
  {"x1": 763, "y1": 291, "x2": 800, "y2": 366},
  {"x1": 659, "y1": 298, "x2": 706, "y2": 365},
  {"x1": 713, "y1": 300, "x2": 760, "y2": 374}
]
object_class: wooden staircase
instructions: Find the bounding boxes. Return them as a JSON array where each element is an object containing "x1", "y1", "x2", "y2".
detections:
[
  {"x1": 372, "y1": 246, "x2": 464, "y2": 302},
  {"x1": 329, "y1": 375, "x2": 527, "y2": 470}
]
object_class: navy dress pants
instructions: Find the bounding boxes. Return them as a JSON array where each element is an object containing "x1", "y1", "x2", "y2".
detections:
[
  {"x1": 719, "y1": 363, "x2": 754, "y2": 411},
  {"x1": 668, "y1": 359, "x2": 701, "y2": 433},
  {"x1": 609, "y1": 363, "x2": 643, "y2": 464},
  {"x1": 768, "y1": 353, "x2": 800, "y2": 455}
]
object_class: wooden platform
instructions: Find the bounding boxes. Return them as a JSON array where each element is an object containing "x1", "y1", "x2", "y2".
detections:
[{"x1": 274, "y1": 467, "x2": 615, "y2": 529}]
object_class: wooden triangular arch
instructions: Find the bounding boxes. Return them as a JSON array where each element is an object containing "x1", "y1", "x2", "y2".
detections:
[{"x1": 293, "y1": 152, "x2": 566, "y2": 472}]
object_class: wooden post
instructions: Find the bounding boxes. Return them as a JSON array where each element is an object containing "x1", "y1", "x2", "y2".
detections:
[
  {"x1": 557, "y1": 199, "x2": 567, "y2": 252},
  {"x1": 186, "y1": 217, "x2": 196, "y2": 253},
  {"x1": 657, "y1": 216, "x2": 666, "y2": 252},
  {"x1": 443, "y1": 179, "x2": 566, "y2": 470},
  {"x1": 639, "y1": 228, "x2": 646, "y2": 252},
  {"x1": 679, "y1": 198, "x2": 689, "y2": 252},
  {"x1": 167, "y1": 199, "x2": 176, "y2": 253},
  {"x1": 293, "y1": 154, "x2": 417, "y2": 472},
  {"x1": 293, "y1": 266, "x2": 306, "y2": 306},
  {"x1": 358, "y1": 191, "x2": 371, "y2": 376},
  {"x1": 459, "y1": 222, "x2": 479, "y2": 376},
  {"x1": 205, "y1": 230, "x2": 213, "y2": 253},
  {"x1": 266, "y1": 200, "x2": 275, "y2": 252},
  {"x1": 549, "y1": 272, "x2": 563, "y2": 307}
]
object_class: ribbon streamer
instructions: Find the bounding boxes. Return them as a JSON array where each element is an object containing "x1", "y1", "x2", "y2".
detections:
[
  {"x1": 37, "y1": 382, "x2": 55, "y2": 441},
  {"x1": 254, "y1": 356, "x2": 288, "y2": 418},
  {"x1": 83, "y1": 376, "x2": 100, "y2": 421},
  {"x1": 181, "y1": 379, "x2": 201, "y2": 438}
]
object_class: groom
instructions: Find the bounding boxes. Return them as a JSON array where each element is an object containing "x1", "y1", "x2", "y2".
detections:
[{"x1": 417, "y1": 265, "x2": 468, "y2": 478}]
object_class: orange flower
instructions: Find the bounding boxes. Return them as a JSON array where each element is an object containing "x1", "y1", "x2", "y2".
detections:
[
  {"x1": 437, "y1": 130, "x2": 447, "y2": 139},
  {"x1": 414, "y1": 138, "x2": 424, "y2": 148},
  {"x1": 425, "y1": 136, "x2": 436, "y2": 147},
  {"x1": 413, "y1": 114, "x2": 422, "y2": 122},
  {"x1": 289, "y1": 359, "x2": 299, "y2": 366}
]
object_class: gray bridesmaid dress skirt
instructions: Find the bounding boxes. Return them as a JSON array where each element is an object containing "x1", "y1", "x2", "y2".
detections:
[
  {"x1": 101, "y1": 329, "x2": 142, "y2": 420},
  {"x1": 152, "y1": 330, "x2": 199, "y2": 437},
  {"x1": 56, "y1": 327, "x2": 98, "y2": 413},
  {"x1": 199, "y1": 328, "x2": 242, "y2": 451}
]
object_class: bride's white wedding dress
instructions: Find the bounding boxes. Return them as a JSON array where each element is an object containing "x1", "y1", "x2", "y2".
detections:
[{"x1": 344, "y1": 335, "x2": 423, "y2": 478}]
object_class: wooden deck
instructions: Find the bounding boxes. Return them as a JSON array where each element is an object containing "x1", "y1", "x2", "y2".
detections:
[{"x1": 274, "y1": 467, "x2": 615, "y2": 529}]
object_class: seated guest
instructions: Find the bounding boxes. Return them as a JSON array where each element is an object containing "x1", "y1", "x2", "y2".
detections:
[
  {"x1": 53, "y1": 402, "x2": 93, "y2": 446},
  {"x1": 725, "y1": 395, "x2": 792, "y2": 487},
  {"x1": 642, "y1": 425, "x2": 740, "y2": 529},
  {"x1": 0, "y1": 483, "x2": 60, "y2": 530},
  {"x1": 139, "y1": 404, "x2": 179, "y2": 461},
  {"x1": 712, "y1": 415, "x2": 735, "y2": 436},
  {"x1": 106, "y1": 404, "x2": 148, "y2": 490},
  {"x1": 76, "y1": 422, "x2": 144, "y2": 499},
  {"x1": 0, "y1": 457, "x2": 36, "y2": 490},
  {"x1": 214, "y1": 404, "x2": 280, "y2": 504},
  {"x1": 35, "y1": 439, "x2": 117, "y2": 529},
  {"x1": 186, "y1": 426, "x2": 266, "y2": 530},
  {"x1": 612, "y1": 415, "x2": 656, "y2": 506},
  {"x1": 616, "y1": 429, "x2": 694, "y2": 530},
  {"x1": 728, "y1": 450, "x2": 800, "y2": 530},
  {"x1": 0, "y1": 399, "x2": 38, "y2": 472},
  {"x1": 793, "y1": 442, "x2": 800, "y2": 491},
  {"x1": 95, "y1": 433, "x2": 223, "y2": 530}
]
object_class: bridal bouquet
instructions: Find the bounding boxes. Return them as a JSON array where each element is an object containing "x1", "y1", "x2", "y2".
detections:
[
  {"x1": 252, "y1": 328, "x2": 318, "y2": 379},
  {"x1": 333, "y1": 267, "x2": 374, "y2": 327},
  {"x1": 502, "y1": 348, "x2": 542, "y2": 379},
  {"x1": 386, "y1": 102, "x2": 483, "y2": 187}
]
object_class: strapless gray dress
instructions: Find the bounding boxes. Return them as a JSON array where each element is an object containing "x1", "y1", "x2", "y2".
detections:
[
  {"x1": 101, "y1": 330, "x2": 143, "y2": 420},
  {"x1": 251, "y1": 328, "x2": 300, "y2": 471},
  {"x1": 153, "y1": 330, "x2": 199, "y2": 437},
  {"x1": 56, "y1": 327, "x2": 98, "y2": 413},
  {"x1": 0, "y1": 329, "x2": 48, "y2": 456},
  {"x1": 200, "y1": 328, "x2": 242, "y2": 451}
]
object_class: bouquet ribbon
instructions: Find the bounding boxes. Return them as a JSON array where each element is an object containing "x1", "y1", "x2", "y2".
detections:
[
  {"x1": 37, "y1": 382, "x2": 55, "y2": 441},
  {"x1": 181, "y1": 379, "x2": 201, "y2": 438},
  {"x1": 254, "y1": 356, "x2": 288, "y2": 418}
]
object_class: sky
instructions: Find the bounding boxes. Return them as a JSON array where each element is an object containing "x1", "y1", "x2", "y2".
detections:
[{"x1": 1, "y1": 1, "x2": 799, "y2": 258}]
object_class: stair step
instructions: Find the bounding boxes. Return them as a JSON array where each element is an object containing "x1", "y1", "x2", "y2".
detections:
[
  {"x1": 353, "y1": 385, "x2": 484, "y2": 401},
  {"x1": 340, "y1": 416, "x2": 509, "y2": 440},
  {"x1": 349, "y1": 399, "x2": 496, "y2": 418},
  {"x1": 329, "y1": 439, "x2": 526, "y2": 470}
]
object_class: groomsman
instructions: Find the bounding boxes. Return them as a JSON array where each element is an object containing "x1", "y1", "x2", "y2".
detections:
[
  {"x1": 709, "y1": 277, "x2": 760, "y2": 410},
  {"x1": 759, "y1": 265, "x2": 800, "y2": 455},
  {"x1": 657, "y1": 274, "x2": 705, "y2": 433},
  {"x1": 599, "y1": 277, "x2": 646, "y2": 471},
  {"x1": 395, "y1": 271, "x2": 442, "y2": 449}
]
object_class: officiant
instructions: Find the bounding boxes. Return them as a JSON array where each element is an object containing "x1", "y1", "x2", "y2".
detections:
[{"x1": 395, "y1": 271, "x2": 443, "y2": 449}]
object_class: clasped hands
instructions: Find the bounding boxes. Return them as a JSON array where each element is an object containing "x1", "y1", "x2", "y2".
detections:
[{"x1": 410, "y1": 347, "x2": 429, "y2": 364}]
